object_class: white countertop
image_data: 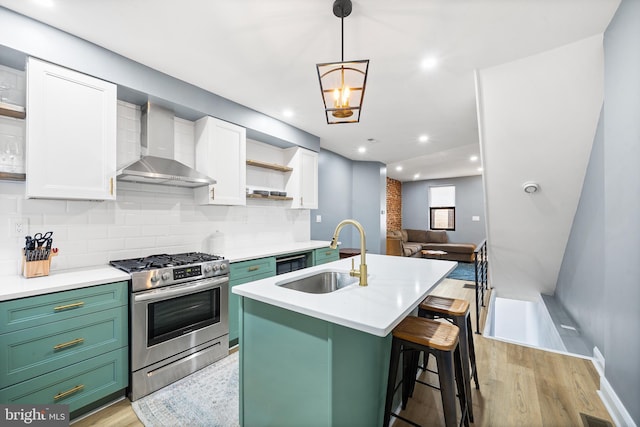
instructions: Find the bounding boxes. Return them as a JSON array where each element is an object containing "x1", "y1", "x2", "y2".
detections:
[
  {"x1": 232, "y1": 254, "x2": 457, "y2": 337},
  {"x1": 0, "y1": 266, "x2": 131, "y2": 301},
  {"x1": 224, "y1": 240, "x2": 334, "y2": 263}
]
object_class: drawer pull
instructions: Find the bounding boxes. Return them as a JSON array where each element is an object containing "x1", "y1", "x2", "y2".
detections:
[
  {"x1": 54, "y1": 301, "x2": 85, "y2": 312},
  {"x1": 54, "y1": 338, "x2": 85, "y2": 351},
  {"x1": 54, "y1": 384, "x2": 84, "y2": 401},
  {"x1": 248, "y1": 266, "x2": 260, "y2": 272},
  {"x1": 325, "y1": 251, "x2": 333, "y2": 256}
]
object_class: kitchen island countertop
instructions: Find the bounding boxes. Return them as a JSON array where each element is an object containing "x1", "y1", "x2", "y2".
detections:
[
  {"x1": 232, "y1": 253, "x2": 456, "y2": 337},
  {"x1": 0, "y1": 266, "x2": 131, "y2": 301}
]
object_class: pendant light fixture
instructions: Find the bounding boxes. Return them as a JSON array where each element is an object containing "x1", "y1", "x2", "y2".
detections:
[{"x1": 316, "y1": 0, "x2": 369, "y2": 124}]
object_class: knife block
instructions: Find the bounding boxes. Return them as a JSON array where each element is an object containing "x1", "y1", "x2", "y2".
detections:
[{"x1": 21, "y1": 250, "x2": 58, "y2": 278}]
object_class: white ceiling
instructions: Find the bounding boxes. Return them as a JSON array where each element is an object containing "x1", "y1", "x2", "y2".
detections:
[{"x1": 0, "y1": 0, "x2": 619, "y2": 181}]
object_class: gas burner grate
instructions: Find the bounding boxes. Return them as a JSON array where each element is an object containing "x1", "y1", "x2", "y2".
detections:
[{"x1": 110, "y1": 252, "x2": 225, "y2": 273}]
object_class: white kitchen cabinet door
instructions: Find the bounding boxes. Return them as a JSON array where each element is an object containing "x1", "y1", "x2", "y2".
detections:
[
  {"x1": 26, "y1": 57, "x2": 117, "y2": 200},
  {"x1": 194, "y1": 116, "x2": 246, "y2": 205},
  {"x1": 286, "y1": 147, "x2": 318, "y2": 209}
]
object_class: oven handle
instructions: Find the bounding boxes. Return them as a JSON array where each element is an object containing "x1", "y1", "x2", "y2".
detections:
[{"x1": 133, "y1": 276, "x2": 229, "y2": 303}]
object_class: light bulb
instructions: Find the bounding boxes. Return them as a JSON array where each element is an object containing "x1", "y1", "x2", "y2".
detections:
[{"x1": 342, "y1": 87, "x2": 350, "y2": 106}]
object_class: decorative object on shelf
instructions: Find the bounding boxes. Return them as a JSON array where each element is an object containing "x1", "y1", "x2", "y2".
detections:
[{"x1": 316, "y1": 0, "x2": 369, "y2": 124}]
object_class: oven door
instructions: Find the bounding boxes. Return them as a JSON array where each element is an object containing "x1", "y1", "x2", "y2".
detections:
[{"x1": 131, "y1": 276, "x2": 229, "y2": 371}]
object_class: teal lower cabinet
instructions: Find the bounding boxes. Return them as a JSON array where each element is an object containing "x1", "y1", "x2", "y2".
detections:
[
  {"x1": 229, "y1": 257, "x2": 276, "y2": 346},
  {"x1": 0, "y1": 347, "x2": 128, "y2": 412},
  {"x1": 0, "y1": 282, "x2": 129, "y2": 420},
  {"x1": 239, "y1": 297, "x2": 392, "y2": 427},
  {"x1": 313, "y1": 247, "x2": 340, "y2": 266}
]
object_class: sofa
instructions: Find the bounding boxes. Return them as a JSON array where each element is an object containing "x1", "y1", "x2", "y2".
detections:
[{"x1": 386, "y1": 229, "x2": 476, "y2": 262}]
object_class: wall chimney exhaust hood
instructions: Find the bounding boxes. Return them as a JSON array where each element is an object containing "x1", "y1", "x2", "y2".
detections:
[{"x1": 117, "y1": 102, "x2": 216, "y2": 188}]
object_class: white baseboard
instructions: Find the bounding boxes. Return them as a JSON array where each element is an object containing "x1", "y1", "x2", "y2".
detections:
[
  {"x1": 592, "y1": 346, "x2": 605, "y2": 377},
  {"x1": 594, "y1": 349, "x2": 636, "y2": 427}
]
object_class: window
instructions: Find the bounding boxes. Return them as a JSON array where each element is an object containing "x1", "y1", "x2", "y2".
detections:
[{"x1": 429, "y1": 185, "x2": 455, "y2": 231}]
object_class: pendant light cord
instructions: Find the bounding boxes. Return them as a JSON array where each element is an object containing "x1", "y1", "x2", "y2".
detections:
[{"x1": 341, "y1": 9, "x2": 344, "y2": 62}]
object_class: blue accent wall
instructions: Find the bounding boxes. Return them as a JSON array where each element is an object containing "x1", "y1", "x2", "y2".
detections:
[
  {"x1": 402, "y1": 176, "x2": 486, "y2": 245},
  {"x1": 557, "y1": 0, "x2": 640, "y2": 423}
]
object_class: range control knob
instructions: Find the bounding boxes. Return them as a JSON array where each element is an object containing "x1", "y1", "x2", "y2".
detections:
[
  {"x1": 161, "y1": 272, "x2": 170, "y2": 281},
  {"x1": 212, "y1": 264, "x2": 220, "y2": 271},
  {"x1": 150, "y1": 275, "x2": 160, "y2": 283},
  {"x1": 220, "y1": 263, "x2": 227, "y2": 271},
  {"x1": 204, "y1": 264, "x2": 213, "y2": 273}
]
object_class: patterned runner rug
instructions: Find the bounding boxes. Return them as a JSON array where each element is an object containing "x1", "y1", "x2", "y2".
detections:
[{"x1": 132, "y1": 351, "x2": 239, "y2": 427}]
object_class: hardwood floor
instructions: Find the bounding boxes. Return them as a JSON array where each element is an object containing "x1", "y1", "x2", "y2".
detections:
[{"x1": 73, "y1": 278, "x2": 613, "y2": 427}]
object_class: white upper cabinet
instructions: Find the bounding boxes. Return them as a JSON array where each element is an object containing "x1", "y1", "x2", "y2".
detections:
[
  {"x1": 194, "y1": 116, "x2": 246, "y2": 206},
  {"x1": 26, "y1": 57, "x2": 117, "y2": 200},
  {"x1": 285, "y1": 147, "x2": 318, "y2": 209}
]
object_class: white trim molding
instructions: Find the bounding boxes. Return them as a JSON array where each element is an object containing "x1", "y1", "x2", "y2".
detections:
[{"x1": 594, "y1": 348, "x2": 637, "y2": 427}]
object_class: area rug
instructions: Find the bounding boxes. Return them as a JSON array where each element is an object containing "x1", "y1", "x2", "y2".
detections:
[
  {"x1": 446, "y1": 262, "x2": 475, "y2": 282},
  {"x1": 131, "y1": 351, "x2": 239, "y2": 427}
]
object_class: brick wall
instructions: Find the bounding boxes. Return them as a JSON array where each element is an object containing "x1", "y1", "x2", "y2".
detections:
[{"x1": 386, "y1": 177, "x2": 402, "y2": 231}]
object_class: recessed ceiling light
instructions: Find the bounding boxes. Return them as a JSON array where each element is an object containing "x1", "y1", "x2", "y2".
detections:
[
  {"x1": 421, "y1": 56, "x2": 438, "y2": 70},
  {"x1": 418, "y1": 135, "x2": 429, "y2": 143},
  {"x1": 413, "y1": 173, "x2": 420, "y2": 179},
  {"x1": 395, "y1": 166, "x2": 403, "y2": 172},
  {"x1": 477, "y1": 167, "x2": 483, "y2": 172},
  {"x1": 358, "y1": 146, "x2": 366, "y2": 154},
  {"x1": 470, "y1": 155, "x2": 478, "y2": 162},
  {"x1": 283, "y1": 109, "x2": 294, "y2": 118}
]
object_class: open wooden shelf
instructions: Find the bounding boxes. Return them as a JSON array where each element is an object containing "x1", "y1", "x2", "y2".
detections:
[
  {"x1": 247, "y1": 193, "x2": 293, "y2": 201},
  {"x1": 246, "y1": 159, "x2": 292, "y2": 172},
  {"x1": 0, "y1": 102, "x2": 26, "y2": 120}
]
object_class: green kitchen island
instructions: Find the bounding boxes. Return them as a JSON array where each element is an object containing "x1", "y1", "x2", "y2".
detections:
[{"x1": 233, "y1": 254, "x2": 456, "y2": 427}]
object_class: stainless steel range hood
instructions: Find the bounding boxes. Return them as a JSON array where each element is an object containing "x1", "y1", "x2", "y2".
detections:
[{"x1": 117, "y1": 102, "x2": 215, "y2": 188}]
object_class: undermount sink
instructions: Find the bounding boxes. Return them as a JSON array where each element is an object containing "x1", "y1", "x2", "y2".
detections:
[{"x1": 277, "y1": 270, "x2": 359, "y2": 294}]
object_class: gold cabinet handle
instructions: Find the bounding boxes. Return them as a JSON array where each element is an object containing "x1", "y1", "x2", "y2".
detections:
[
  {"x1": 210, "y1": 187, "x2": 215, "y2": 200},
  {"x1": 54, "y1": 338, "x2": 85, "y2": 351},
  {"x1": 109, "y1": 177, "x2": 114, "y2": 195},
  {"x1": 54, "y1": 301, "x2": 85, "y2": 312},
  {"x1": 54, "y1": 384, "x2": 84, "y2": 401},
  {"x1": 248, "y1": 266, "x2": 260, "y2": 272},
  {"x1": 325, "y1": 251, "x2": 333, "y2": 256}
]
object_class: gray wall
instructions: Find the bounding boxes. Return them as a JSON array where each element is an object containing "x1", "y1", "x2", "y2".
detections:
[
  {"x1": 351, "y1": 161, "x2": 386, "y2": 254},
  {"x1": 0, "y1": 7, "x2": 319, "y2": 151},
  {"x1": 556, "y1": 0, "x2": 640, "y2": 423},
  {"x1": 310, "y1": 150, "x2": 386, "y2": 254},
  {"x1": 556, "y1": 113, "x2": 605, "y2": 353},
  {"x1": 311, "y1": 150, "x2": 354, "y2": 248},
  {"x1": 402, "y1": 176, "x2": 486, "y2": 245}
]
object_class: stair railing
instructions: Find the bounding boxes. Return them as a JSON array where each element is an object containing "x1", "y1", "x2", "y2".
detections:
[{"x1": 474, "y1": 239, "x2": 489, "y2": 334}]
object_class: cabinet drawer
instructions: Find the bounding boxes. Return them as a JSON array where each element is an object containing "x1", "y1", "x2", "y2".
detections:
[
  {"x1": 0, "y1": 281, "x2": 127, "y2": 334},
  {"x1": 0, "y1": 306, "x2": 128, "y2": 387},
  {"x1": 230, "y1": 257, "x2": 276, "y2": 282},
  {"x1": 314, "y1": 247, "x2": 339, "y2": 266},
  {"x1": 0, "y1": 347, "x2": 128, "y2": 413}
]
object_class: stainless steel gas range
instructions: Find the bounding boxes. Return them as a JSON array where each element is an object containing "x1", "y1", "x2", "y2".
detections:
[{"x1": 110, "y1": 252, "x2": 229, "y2": 401}]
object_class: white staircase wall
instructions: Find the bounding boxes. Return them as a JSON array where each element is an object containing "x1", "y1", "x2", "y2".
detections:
[{"x1": 475, "y1": 35, "x2": 604, "y2": 300}]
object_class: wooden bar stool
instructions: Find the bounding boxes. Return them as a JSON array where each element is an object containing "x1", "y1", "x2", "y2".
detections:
[
  {"x1": 383, "y1": 316, "x2": 469, "y2": 427},
  {"x1": 419, "y1": 295, "x2": 479, "y2": 422}
]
